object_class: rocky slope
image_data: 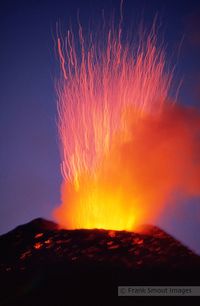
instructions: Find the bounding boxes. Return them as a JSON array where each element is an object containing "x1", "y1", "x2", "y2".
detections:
[{"x1": 0, "y1": 218, "x2": 199, "y2": 305}]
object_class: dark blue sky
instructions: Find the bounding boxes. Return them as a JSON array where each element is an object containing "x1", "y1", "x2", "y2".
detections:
[{"x1": 0, "y1": 0, "x2": 200, "y2": 253}]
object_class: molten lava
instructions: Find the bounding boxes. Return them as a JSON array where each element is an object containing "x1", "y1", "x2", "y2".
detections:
[{"x1": 53, "y1": 19, "x2": 200, "y2": 231}]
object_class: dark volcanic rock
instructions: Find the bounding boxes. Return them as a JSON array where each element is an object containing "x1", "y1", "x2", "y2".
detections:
[{"x1": 0, "y1": 218, "x2": 200, "y2": 305}]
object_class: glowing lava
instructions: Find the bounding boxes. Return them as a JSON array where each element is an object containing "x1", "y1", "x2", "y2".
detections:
[{"x1": 53, "y1": 18, "x2": 200, "y2": 231}]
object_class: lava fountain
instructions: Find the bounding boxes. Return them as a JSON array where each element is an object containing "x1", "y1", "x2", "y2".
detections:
[{"x1": 53, "y1": 17, "x2": 200, "y2": 231}]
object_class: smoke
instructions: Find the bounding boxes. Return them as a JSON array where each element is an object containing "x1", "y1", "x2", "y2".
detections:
[{"x1": 97, "y1": 103, "x2": 200, "y2": 225}]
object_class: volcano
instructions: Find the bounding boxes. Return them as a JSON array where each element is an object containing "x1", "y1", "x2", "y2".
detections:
[{"x1": 0, "y1": 218, "x2": 200, "y2": 305}]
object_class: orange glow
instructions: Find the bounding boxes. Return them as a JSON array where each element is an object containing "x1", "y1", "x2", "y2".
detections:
[
  {"x1": 53, "y1": 19, "x2": 200, "y2": 231},
  {"x1": 34, "y1": 233, "x2": 44, "y2": 239},
  {"x1": 34, "y1": 242, "x2": 42, "y2": 250}
]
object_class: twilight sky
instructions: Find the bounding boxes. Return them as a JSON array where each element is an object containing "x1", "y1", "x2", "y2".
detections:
[{"x1": 0, "y1": 0, "x2": 200, "y2": 253}]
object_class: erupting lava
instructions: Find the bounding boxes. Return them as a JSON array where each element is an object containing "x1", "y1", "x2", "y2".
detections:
[{"x1": 53, "y1": 17, "x2": 200, "y2": 231}]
